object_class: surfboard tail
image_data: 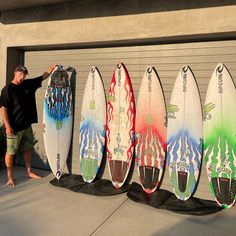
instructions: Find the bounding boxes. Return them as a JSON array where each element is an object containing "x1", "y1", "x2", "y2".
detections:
[
  {"x1": 139, "y1": 166, "x2": 160, "y2": 193},
  {"x1": 81, "y1": 158, "x2": 98, "y2": 183},
  {"x1": 109, "y1": 160, "x2": 128, "y2": 185},
  {"x1": 212, "y1": 177, "x2": 236, "y2": 208}
]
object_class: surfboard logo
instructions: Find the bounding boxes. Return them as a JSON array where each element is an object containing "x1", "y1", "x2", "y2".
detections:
[
  {"x1": 92, "y1": 72, "x2": 95, "y2": 90},
  {"x1": 217, "y1": 165, "x2": 232, "y2": 178},
  {"x1": 118, "y1": 68, "x2": 122, "y2": 87},
  {"x1": 217, "y1": 73, "x2": 223, "y2": 94},
  {"x1": 146, "y1": 114, "x2": 153, "y2": 125},
  {"x1": 90, "y1": 100, "x2": 96, "y2": 110},
  {"x1": 181, "y1": 66, "x2": 188, "y2": 93},
  {"x1": 56, "y1": 153, "x2": 61, "y2": 179},
  {"x1": 89, "y1": 67, "x2": 97, "y2": 110},
  {"x1": 216, "y1": 64, "x2": 224, "y2": 94},
  {"x1": 107, "y1": 95, "x2": 116, "y2": 102},
  {"x1": 147, "y1": 66, "x2": 153, "y2": 74},
  {"x1": 183, "y1": 74, "x2": 187, "y2": 92},
  {"x1": 84, "y1": 149, "x2": 98, "y2": 159},
  {"x1": 176, "y1": 162, "x2": 190, "y2": 176},
  {"x1": 203, "y1": 103, "x2": 215, "y2": 121},
  {"x1": 176, "y1": 148, "x2": 190, "y2": 172},
  {"x1": 167, "y1": 104, "x2": 179, "y2": 119},
  {"x1": 147, "y1": 68, "x2": 152, "y2": 93}
]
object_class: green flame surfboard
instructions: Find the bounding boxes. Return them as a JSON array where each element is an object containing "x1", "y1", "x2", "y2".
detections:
[{"x1": 204, "y1": 63, "x2": 236, "y2": 208}]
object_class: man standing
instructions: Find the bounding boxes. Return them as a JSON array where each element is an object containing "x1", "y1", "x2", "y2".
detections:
[{"x1": 0, "y1": 65, "x2": 57, "y2": 186}]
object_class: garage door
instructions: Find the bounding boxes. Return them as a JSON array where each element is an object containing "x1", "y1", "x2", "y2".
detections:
[{"x1": 24, "y1": 40, "x2": 236, "y2": 200}]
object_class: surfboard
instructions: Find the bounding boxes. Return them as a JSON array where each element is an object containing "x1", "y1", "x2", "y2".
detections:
[
  {"x1": 43, "y1": 65, "x2": 73, "y2": 179},
  {"x1": 204, "y1": 63, "x2": 236, "y2": 208},
  {"x1": 106, "y1": 63, "x2": 135, "y2": 189},
  {"x1": 79, "y1": 66, "x2": 106, "y2": 183},
  {"x1": 135, "y1": 66, "x2": 167, "y2": 193},
  {"x1": 167, "y1": 65, "x2": 203, "y2": 200}
]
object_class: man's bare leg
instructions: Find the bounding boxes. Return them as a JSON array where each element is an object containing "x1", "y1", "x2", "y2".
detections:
[
  {"x1": 5, "y1": 153, "x2": 15, "y2": 187},
  {"x1": 23, "y1": 149, "x2": 41, "y2": 179}
]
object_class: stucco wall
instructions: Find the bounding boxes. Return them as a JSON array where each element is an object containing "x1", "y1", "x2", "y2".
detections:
[
  {"x1": 0, "y1": 2, "x2": 236, "y2": 88},
  {"x1": 2, "y1": 5, "x2": 236, "y2": 48}
]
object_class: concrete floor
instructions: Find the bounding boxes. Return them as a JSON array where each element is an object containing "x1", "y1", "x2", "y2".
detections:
[{"x1": 0, "y1": 166, "x2": 235, "y2": 236}]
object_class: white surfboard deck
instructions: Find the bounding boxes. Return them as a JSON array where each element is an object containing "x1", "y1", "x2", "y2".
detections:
[
  {"x1": 167, "y1": 65, "x2": 203, "y2": 200},
  {"x1": 79, "y1": 66, "x2": 106, "y2": 183},
  {"x1": 43, "y1": 65, "x2": 73, "y2": 179},
  {"x1": 135, "y1": 66, "x2": 166, "y2": 193}
]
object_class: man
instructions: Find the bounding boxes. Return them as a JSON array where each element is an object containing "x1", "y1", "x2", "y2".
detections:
[{"x1": 0, "y1": 65, "x2": 57, "y2": 187}]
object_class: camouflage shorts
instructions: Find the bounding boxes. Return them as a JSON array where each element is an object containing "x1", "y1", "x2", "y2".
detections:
[{"x1": 7, "y1": 126, "x2": 33, "y2": 155}]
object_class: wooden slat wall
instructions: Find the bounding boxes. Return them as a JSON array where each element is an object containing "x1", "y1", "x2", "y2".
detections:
[{"x1": 25, "y1": 40, "x2": 236, "y2": 200}]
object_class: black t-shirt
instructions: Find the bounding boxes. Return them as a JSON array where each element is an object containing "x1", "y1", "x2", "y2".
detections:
[{"x1": 0, "y1": 76, "x2": 43, "y2": 133}]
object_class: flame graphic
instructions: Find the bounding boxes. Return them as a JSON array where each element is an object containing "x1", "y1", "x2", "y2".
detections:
[
  {"x1": 124, "y1": 67, "x2": 135, "y2": 163},
  {"x1": 204, "y1": 135, "x2": 235, "y2": 180},
  {"x1": 136, "y1": 127, "x2": 166, "y2": 169},
  {"x1": 45, "y1": 86, "x2": 72, "y2": 122},
  {"x1": 80, "y1": 120, "x2": 105, "y2": 159},
  {"x1": 167, "y1": 129, "x2": 202, "y2": 184},
  {"x1": 106, "y1": 72, "x2": 116, "y2": 146}
]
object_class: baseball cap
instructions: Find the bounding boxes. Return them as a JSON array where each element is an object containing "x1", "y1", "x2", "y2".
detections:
[{"x1": 14, "y1": 65, "x2": 29, "y2": 75}]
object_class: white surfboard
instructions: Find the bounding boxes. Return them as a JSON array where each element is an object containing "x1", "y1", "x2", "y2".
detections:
[
  {"x1": 204, "y1": 63, "x2": 236, "y2": 208},
  {"x1": 43, "y1": 65, "x2": 73, "y2": 179},
  {"x1": 79, "y1": 66, "x2": 106, "y2": 183},
  {"x1": 167, "y1": 65, "x2": 203, "y2": 200}
]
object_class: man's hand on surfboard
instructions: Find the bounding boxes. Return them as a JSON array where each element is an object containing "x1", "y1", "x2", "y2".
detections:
[
  {"x1": 46, "y1": 64, "x2": 58, "y2": 74},
  {"x1": 42, "y1": 65, "x2": 58, "y2": 80}
]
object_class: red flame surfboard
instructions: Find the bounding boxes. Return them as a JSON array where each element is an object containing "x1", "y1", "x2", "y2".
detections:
[
  {"x1": 106, "y1": 63, "x2": 135, "y2": 189},
  {"x1": 135, "y1": 66, "x2": 167, "y2": 193}
]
